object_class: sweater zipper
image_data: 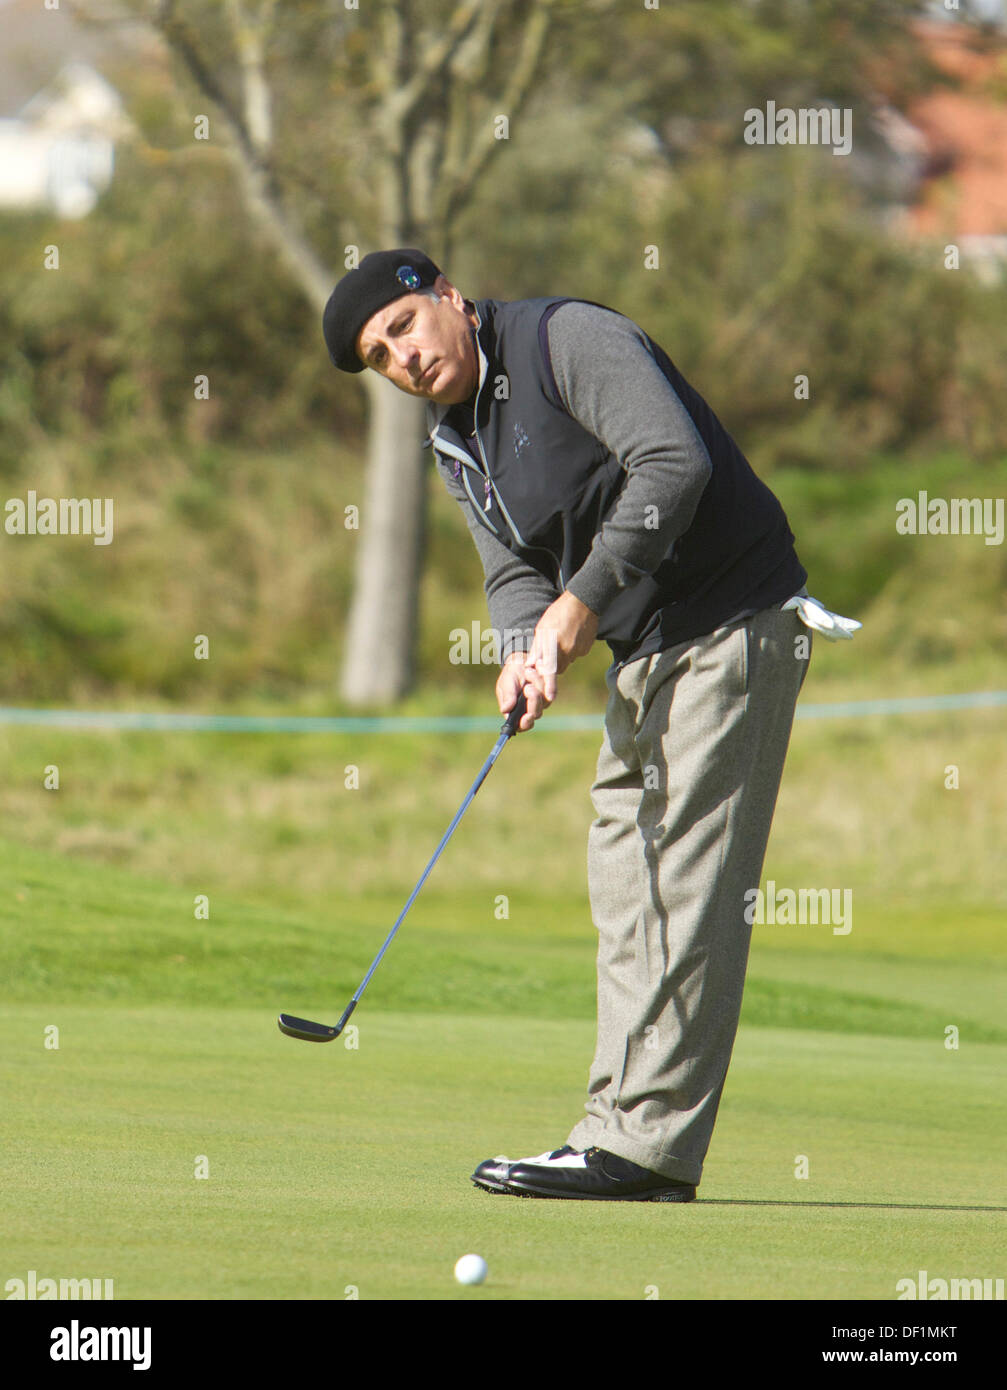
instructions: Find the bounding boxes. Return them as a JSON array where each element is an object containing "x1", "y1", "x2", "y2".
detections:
[
  {"x1": 438, "y1": 433, "x2": 566, "y2": 588},
  {"x1": 469, "y1": 387, "x2": 565, "y2": 585},
  {"x1": 433, "y1": 335, "x2": 566, "y2": 589},
  {"x1": 434, "y1": 436, "x2": 501, "y2": 536}
]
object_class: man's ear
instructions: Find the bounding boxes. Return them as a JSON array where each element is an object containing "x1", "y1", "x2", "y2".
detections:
[{"x1": 436, "y1": 274, "x2": 464, "y2": 307}]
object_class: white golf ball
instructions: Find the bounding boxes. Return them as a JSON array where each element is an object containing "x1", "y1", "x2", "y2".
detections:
[{"x1": 454, "y1": 1253, "x2": 488, "y2": 1286}]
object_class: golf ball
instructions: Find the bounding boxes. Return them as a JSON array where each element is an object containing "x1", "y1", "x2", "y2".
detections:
[{"x1": 454, "y1": 1253, "x2": 488, "y2": 1286}]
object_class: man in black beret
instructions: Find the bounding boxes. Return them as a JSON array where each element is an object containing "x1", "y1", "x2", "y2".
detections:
[
  {"x1": 323, "y1": 249, "x2": 476, "y2": 399},
  {"x1": 323, "y1": 249, "x2": 859, "y2": 1203}
]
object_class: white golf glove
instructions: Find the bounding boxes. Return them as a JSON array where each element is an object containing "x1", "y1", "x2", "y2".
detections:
[{"x1": 780, "y1": 593, "x2": 862, "y2": 641}]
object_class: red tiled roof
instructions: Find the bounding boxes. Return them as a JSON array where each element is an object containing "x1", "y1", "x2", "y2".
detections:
[{"x1": 904, "y1": 21, "x2": 1007, "y2": 237}]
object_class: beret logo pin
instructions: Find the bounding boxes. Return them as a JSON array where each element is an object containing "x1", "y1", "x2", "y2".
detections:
[{"x1": 396, "y1": 266, "x2": 421, "y2": 289}]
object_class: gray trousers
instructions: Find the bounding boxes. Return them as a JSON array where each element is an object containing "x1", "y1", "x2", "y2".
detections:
[{"x1": 566, "y1": 606, "x2": 810, "y2": 1185}]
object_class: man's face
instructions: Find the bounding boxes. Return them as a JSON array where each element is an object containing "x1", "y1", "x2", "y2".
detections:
[{"x1": 355, "y1": 275, "x2": 479, "y2": 405}]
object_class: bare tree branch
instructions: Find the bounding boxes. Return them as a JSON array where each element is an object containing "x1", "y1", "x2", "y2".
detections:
[
  {"x1": 448, "y1": 0, "x2": 506, "y2": 82},
  {"x1": 149, "y1": 0, "x2": 335, "y2": 309},
  {"x1": 436, "y1": 0, "x2": 558, "y2": 246},
  {"x1": 378, "y1": 0, "x2": 486, "y2": 127},
  {"x1": 223, "y1": 0, "x2": 280, "y2": 155}
]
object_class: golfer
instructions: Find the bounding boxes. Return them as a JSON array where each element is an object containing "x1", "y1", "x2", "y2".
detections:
[{"x1": 322, "y1": 249, "x2": 859, "y2": 1202}]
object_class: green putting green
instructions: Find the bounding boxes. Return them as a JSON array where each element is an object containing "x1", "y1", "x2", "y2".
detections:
[
  {"x1": 1, "y1": 996, "x2": 1003, "y2": 1300},
  {"x1": 2, "y1": 700, "x2": 1004, "y2": 1305}
]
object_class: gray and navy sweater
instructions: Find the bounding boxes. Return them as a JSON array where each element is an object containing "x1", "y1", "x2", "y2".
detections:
[{"x1": 425, "y1": 296, "x2": 806, "y2": 671}]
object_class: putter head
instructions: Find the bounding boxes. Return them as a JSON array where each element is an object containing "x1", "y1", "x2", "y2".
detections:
[{"x1": 277, "y1": 1014, "x2": 340, "y2": 1042}]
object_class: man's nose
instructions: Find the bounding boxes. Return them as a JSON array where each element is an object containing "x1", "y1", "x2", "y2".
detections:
[{"x1": 391, "y1": 339, "x2": 420, "y2": 373}]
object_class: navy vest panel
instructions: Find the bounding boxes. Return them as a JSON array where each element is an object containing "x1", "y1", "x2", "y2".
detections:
[{"x1": 428, "y1": 296, "x2": 806, "y2": 666}]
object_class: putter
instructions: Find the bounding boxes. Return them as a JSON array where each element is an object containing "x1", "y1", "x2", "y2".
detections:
[{"x1": 278, "y1": 690, "x2": 529, "y2": 1043}]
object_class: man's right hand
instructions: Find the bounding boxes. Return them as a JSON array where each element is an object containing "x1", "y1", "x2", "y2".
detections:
[{"x1": 496, "y1": 653, "x2": 549, "y2": 733}]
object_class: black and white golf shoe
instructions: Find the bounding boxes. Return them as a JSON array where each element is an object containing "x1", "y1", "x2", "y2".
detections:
[
  {"x1": 492, "y1": 1145, "x2": 697, "y2": 1202},
  {"x1": 471, "y1": 1145, "x2": 581, "y2": 1194}
]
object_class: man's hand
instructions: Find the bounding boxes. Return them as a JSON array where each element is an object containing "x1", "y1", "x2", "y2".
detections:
[
  {"x1": 496, "y1": 594, "x2": 599, "y2": 733},
  {"x1": 525, "y1": 589, "x2": 598, "y2": 700},
  {"x1": 496, "y1": 653, "x2": 545, "y2": 734},
  {"x1": 524, "y1": 591, "x2": 599, "y2": 704}
]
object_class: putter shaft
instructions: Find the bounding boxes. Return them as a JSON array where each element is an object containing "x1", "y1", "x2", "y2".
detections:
[{"x1": 278, "y1": 693, "x2": 527, "y2": 1041}]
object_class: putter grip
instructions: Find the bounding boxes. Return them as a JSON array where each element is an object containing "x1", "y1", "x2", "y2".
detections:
[{"x1": 502, "y1": 689, "x2": 528, "y2": 738}]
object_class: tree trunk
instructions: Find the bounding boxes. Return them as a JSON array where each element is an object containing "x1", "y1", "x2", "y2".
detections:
[{"x1": 340, "y1": 374, "x2": 428, "y2": 704}]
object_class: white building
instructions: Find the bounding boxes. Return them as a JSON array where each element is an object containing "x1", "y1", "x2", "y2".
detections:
[{"x1": 0, "y1": 62, "x2": 131, "y2": 218}]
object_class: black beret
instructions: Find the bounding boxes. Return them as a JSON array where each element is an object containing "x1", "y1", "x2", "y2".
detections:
[{"x1": 322, "y1": 248, "x2": 443, "y2": 373}]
